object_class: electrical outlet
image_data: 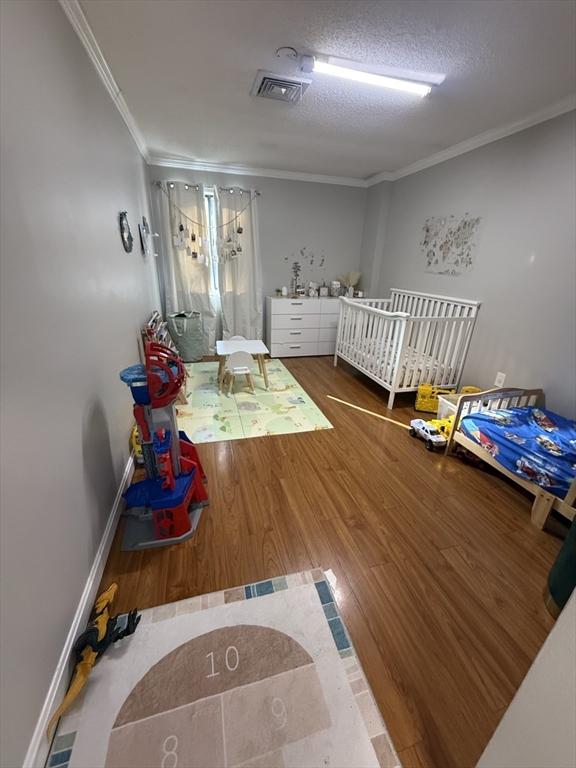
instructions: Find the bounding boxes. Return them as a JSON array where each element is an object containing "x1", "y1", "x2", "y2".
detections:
[{"x1": 494, "y1": 371, "x2": 506, "y2": 387}]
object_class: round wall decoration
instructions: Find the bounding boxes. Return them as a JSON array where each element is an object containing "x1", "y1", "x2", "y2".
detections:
[{"x1": 119, "y1": 211, "x2": 134, "y2": 253}]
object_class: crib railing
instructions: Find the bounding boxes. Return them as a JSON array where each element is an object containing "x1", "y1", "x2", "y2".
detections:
[
  {"x1": 335, "y1": 292, "x2": 480, "y2": 401},
  {"x1": 335, "y1": 299, "x2": 409, "y2": 387},
  {"x1": 348, "y1": 298, "x2": 391, "y2": 311},
  {"x1": 389, "y1": 289, "x2": 480, "y2": 319},
  {"x1": 398, "y1": 315, "x2": 477, "y2": 389}
]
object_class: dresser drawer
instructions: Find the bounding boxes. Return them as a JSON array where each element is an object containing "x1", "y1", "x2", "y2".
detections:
[
  {"x1": 271, "y1": 328, "x2": 319, "y2": 344},
  {"x1": 318, "y1": 341, "x2": 336, "y2": 356},
  {"x1": 319, "y1": 313, "x2": 339, "y2": 329},
  {"x1": 319, "y1": 327, "x2": 337, "y2": 343},
  {"x1": 320, "y1": 298, "x2": 340, "y2": 314},
  {"x1": 271, "y1": 313, "x2": 321, "y2": 330},
  {"x1": 270, "y1": 298, "x2": 320, "y2": 315},
  {"x1": 270, "y1": 341, "x2": 319, "y2": 358}
]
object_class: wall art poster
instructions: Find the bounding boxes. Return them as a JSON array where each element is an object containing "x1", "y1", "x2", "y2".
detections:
[{"x1": 421, "y1": 213, "x2": 481, "y2": 276}]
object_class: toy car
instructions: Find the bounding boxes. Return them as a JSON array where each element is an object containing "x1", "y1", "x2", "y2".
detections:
[{"x1": 409, "y1": 418, "x2": 448, "y2": 451}]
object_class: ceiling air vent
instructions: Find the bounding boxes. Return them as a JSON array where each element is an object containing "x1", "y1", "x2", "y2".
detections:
[{"x1": 251, "y1": 70, "x2": 311, "y2": 104}]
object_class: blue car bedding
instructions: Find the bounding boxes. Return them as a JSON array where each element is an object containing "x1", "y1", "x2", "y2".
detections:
[{"x1": 459, "y1": 407, "x2": 576, "y2": 498}]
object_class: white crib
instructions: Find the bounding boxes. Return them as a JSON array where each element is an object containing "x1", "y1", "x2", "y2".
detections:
[{"x1": 334, "y1": 289, "x2": 481, "y2": 408}]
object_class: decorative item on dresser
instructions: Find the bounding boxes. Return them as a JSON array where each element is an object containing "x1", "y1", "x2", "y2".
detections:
[{"x1": 266, "y1": 296, "x2": 340, "y2": 357}]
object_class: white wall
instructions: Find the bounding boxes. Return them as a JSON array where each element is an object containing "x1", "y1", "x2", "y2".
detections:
[
  {"x1": 477, "y1": 592, "x2": 576, "y2": 768},
  {"x1": 0, "y1": 2, "x2": 159, "y2": 766},
  {"x1": 359, "y1": 181, "x2": 392, "y2": 296},
  {"x1": 374, "y1": 111, "x2": 576, "y2": 417},
  {"x1": 148, "y1": 166, "x2": 367, "y2": 299}
]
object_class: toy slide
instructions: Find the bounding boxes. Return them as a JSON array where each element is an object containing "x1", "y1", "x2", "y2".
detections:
[{"x1": 119, "y1": 342, "x2": 208, "y2": 550}]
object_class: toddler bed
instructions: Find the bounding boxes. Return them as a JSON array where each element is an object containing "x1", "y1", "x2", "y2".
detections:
[
  {"x1": 446, "y1": 387, "x2": 576, "y2": 529},
  {"x1": 334, "y1": 289, "x2": 480, "y2": 408}
]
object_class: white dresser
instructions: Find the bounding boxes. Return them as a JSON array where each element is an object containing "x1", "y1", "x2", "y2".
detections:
[{"x1": 265, "y1": 296, "x2": 340, "y2": 358}]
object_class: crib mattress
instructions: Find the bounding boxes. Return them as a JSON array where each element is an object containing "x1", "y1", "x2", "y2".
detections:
[
  {"x1": 338, "y1": 339, "x2": 454, "y2": 388},
  {"x1": 460, "y1": 407, "x2": 576, "y2": 498}
]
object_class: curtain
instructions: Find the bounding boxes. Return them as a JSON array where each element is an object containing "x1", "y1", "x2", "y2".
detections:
[
  {"x1": 154, "y1": 182, "x2": 218, "y2": 353},
  {"x1": 216, "y1": 188, "x2": 263, "y2": 340}
]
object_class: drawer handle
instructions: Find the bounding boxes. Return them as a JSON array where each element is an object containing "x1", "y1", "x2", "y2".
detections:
[
  {"x1": 290, "y1": 301, "x2": 303, "y2": 305},
  {"x1": 290, "y1": 316, "x2": 303, "y2": 320},
  {"x1": 289, "y1": 331, "x2": 301, "y2": 335},
  {"x1": 289, "y1": 345, "x2": 301, "y2": 349}
]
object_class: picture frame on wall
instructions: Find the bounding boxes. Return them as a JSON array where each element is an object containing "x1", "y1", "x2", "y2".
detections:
[
  {"x1": 119, "y1": 211, "x2": 134, "y2": 253},
  {"x1": 421, "y1": 213, "x2": 481, "y2": 276},
  {"x1": 138, "y1": 216, "x2": 151, "y2": 256}
]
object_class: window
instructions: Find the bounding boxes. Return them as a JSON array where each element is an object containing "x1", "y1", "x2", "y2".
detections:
[
  {"x1": 203, "y1": 188, "x2": 221, "y2": 336},
  {"x1": 203, "y1": 189, "x2": 220, "y2": 294}
]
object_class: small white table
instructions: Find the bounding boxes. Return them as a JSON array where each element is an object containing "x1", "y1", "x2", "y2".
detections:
[{"x1": 216, "y1": 339, "x2": 270, "y2": 390}]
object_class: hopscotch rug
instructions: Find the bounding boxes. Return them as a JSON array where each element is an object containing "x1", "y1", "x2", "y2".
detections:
[{"x1": 47, "y1": 570, "x2": 400, "y2": 768}]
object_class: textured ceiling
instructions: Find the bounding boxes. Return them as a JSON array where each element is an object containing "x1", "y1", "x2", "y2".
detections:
[{"x1": 80, "y1": 0, "x2": 576, "y2": 179}]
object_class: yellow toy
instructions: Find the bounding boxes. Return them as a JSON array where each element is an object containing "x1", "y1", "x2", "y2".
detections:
[
  {"x1": 415, "y1": 384, "x2": 456, "y2": 413},
  {"x1": 415, "y1": 384, "x2": 482, "y2": 413},
  {"x1": 46, "y1": 584, "x2": 140, "y2": 739},
  {"x1": 130, "y1": 424, "x2": 144, "y2": 465},
  {"x1": 428, "y1": 414, "x2": 455, "y2": 437}
]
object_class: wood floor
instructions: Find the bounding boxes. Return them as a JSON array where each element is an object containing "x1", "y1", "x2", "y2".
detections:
[{"x1": 100, "y1": 356, "x2": 562, "y2": 768}]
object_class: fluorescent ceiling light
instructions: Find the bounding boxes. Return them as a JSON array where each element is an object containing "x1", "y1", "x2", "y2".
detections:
[{"x1": 313, "y1": 60, "x2": 432, "y2": 97}]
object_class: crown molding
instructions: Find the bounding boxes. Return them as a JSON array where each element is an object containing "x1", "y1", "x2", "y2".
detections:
[
  {"x1": 366, "y1": 168, "x2": 397, "y2": 186},
  {"x1": 59, "y1": 0, "x2": 150, "y2": 162},
  {"x1": 363, "y1": 169, "x2": 394, "y2": 186},
  {"x1": 151, "y1": 94, "x2": 575, "y2": 188},
  {"x1": 366, "y1": 95, "x2": 576, "y2": 185},
  {"x1": 148, "y1": 155, "x2": 368, "y2": 187}
]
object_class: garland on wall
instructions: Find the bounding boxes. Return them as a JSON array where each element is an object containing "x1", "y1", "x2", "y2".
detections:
[
  {"x1": 155, "y1": 181, "x2": 260, "y2": 232},
  {"x1": 157, "y1": 181, "x2": 260, "y2": 265}
]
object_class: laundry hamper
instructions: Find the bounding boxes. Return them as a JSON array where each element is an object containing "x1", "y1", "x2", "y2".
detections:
[{"x1": 167, "y1": 311, "x2": 204, "y2": 362}]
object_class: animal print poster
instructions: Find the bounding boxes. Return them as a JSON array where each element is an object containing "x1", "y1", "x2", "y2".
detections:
[{"x1": 421, "y1": 213, "x2": 481, "y2": 276}]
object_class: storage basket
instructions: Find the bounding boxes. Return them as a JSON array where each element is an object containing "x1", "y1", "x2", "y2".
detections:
[
  {"x1": 167, "y1": 311, "x2": 204, "y2": 362},
  {"x1": 437, "y1": 393, "x2": 461, "y2": 420},
  {"x1": 436, "y1": 385, "x2": 482, "y2": 419}
]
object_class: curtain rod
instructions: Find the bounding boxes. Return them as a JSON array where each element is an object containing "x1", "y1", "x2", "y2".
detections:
[
  {"x1": 218, "y1": 186, "x2": 261, "y2": 196},
  {"x1": 156, "y1": 181, "x2": 260, "y2": 196}
]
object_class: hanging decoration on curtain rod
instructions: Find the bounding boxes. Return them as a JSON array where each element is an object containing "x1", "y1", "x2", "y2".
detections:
[
  {"x1": 166, "y1": 182, "x2": 255, "y2": 195},
  {"x1": 217, "y1": 186, "x2": 252, "y2": 195},
  {"x1": 155, "y1": 181, "x2": 260, "y2": 233}
]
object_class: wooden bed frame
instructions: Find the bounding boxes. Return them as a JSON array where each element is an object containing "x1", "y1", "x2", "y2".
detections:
[{"x1": 445, "y1": 387, "x2": 576, "y2": 529}]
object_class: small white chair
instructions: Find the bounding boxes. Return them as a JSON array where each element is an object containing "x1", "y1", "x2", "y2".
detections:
[
  {"x1": 228, "y1": 335, "x2": 266, "y2": 377},
  {"x1": 223, "y1": 350, "x2": 256, "y2": 396},
  {"x1": 218, "y1": 336, "x2": 247, "y2": 392}
]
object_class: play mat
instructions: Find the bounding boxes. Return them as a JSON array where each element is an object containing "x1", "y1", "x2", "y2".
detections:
[
  {"x1": 47, "y1": 570, "x2": 399, "y2": 768},
  {"x1": 175, "y1": 360, "x2": 333, "y2": 443}
]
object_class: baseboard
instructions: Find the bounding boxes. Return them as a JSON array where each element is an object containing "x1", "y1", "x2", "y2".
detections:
[{"x1": 22, "y1": 455, "x2": 134, "y2": 768}]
